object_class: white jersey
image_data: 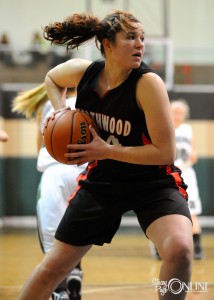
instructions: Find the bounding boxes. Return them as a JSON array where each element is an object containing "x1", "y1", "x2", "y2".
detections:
[
  {"x1": 175, "y1": 124, "x2": 202, "y2": 215},
  {"x1": 37, "y1": 98, "x2": 87, "y2": 252},
  {"x1": 175, "y1": 124, "x2": 192, "y2": 166},
  {"x1": 37, "y1": 97, "x2": 76, "y2": 172}
]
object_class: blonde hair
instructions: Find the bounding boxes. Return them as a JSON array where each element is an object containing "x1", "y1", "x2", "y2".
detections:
[{"x1": 12, "y1": 83, "x2": 48, "y2": 119}]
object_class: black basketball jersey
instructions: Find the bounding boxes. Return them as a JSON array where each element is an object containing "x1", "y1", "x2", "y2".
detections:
[{"x1": 75, "y1": 60, "x2": 178, "y2": 182}]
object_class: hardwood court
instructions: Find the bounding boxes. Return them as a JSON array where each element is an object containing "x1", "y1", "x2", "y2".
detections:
[{"x1": 0, "y1": 227, "x2": 214, "y2": 300}]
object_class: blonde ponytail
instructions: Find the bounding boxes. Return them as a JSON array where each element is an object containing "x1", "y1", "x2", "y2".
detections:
[{"x1": 12, "y1": 83, "x2": 48, "y2": 119}]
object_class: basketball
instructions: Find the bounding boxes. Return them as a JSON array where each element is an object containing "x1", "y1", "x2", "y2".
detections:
[{"x1": 43, "y1": 109, "x2": 97, "y2": 164}]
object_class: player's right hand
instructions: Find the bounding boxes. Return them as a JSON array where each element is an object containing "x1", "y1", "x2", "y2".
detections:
[{"x1": 42, "y1": 106, "x2": 71, "y2": 134}]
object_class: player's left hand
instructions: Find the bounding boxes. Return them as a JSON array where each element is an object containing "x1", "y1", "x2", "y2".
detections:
[{"x1": 65, "y1": 125, "x2": 111, "y2": 165}]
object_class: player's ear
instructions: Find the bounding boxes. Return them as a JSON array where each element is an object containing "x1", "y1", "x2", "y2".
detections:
[{"x1": 102, "y1": 38, "x2": 112, "y2": 52}]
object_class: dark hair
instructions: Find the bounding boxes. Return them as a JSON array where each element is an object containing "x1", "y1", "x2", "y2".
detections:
[{"x1": 43, "y1": 10, "x2": 141, "y2": 56}]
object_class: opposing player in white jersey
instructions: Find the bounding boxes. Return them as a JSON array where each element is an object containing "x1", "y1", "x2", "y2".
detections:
[
  {"x1": 171, "y1": 99, "x2": 203, "y2": 259},
  {"x1": 12, "y1": 84, "x2": 85, "y2": 299}
]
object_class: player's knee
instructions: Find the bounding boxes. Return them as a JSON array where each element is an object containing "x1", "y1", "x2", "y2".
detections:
[
  {"x1": 175, "y1": 243, "x2": 192, "y2": 267},
  {"x1": 163, "y1": 237, "x2": 193, "y2": 267}
]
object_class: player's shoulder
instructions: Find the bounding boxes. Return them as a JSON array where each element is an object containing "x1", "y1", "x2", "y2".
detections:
[
  {"x1": 137, "y1": 61, "x2": 165, "y2": 88},
  {"x1": 65, "y1": 58, "x2": 92, "y2": 72},
  {"x1": 137, "y1": 71, "x2": 167, "y2": 99},
  {"x1": 140, "y1": 71, "x2": 164, "y2": 85}
]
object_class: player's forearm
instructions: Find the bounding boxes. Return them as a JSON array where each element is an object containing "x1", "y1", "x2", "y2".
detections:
[
  {"x1": 44, "y1": 74, "x2": 67, "y2": 110},
  {"x1": 108, "y1": 143, "x2": 175, "y2": 166}
]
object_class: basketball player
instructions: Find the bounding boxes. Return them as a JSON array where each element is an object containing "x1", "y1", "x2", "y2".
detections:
[
  {"x1": 171, "y1": 99, "x2": 204, "y2": 259},
  {"x1": 18, "y1": 10, "x2": 193, "y2": 300},
  {"x1": 0, "y1": 129, "x2": 9, "y2": 142},
  {"x1": 12, "y1": 84, "x2": 85, "y2": 300}
]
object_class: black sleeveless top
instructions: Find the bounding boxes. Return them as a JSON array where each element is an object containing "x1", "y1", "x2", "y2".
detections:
[{"x1": 76, "y1": 60, "x2": 178, "y2": 182}]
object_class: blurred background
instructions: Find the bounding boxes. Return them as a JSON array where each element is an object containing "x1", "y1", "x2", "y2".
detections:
[{"x1": 0, "y1": 0, "x2": 213, "y2": 228}]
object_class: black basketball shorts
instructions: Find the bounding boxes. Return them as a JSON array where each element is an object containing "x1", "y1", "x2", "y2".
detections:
[{"x1": 55, "y1": 182, "x2": 191, "y2": 246}]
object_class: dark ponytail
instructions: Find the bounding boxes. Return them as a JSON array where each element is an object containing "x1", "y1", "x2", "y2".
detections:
[{"x1": 43, "y1": 13, "x2": 101, "y2": 50}]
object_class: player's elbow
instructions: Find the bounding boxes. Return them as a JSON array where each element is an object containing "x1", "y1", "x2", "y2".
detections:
[
  {"x1": 165, "y1": 155, "x2": 175, "y2": 165},
  {"x1": 162, "y1": 147, "x2": 176, "y2": 165},
  {"x1": 44, "y1": 73, "x2": 52, "y2": 88}
]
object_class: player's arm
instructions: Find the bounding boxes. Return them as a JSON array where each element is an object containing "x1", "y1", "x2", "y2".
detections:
[
  {"x1": 45, "y1": 58, "x2": 92, "y2": 111},
  {"x1": 100, "y1": 73, "x2": 175, "y2": 165},
  {"x1": 134, "y1": 72, "x2": 176, "y2": 165}
]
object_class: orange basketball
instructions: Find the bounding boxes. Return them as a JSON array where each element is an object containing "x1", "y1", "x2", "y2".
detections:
[{"x1": 43, "y1": 109, "x2": 97, "y2": 164}]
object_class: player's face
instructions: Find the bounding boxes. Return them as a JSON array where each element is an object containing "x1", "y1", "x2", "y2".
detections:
[
  {"x1": 110, "y1": 22, "x2": 145, "y2": 69},
  {"x1": 171, "y1": 106, "x2": 187, "y2": 128}
]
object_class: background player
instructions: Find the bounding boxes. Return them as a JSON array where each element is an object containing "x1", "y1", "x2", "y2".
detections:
[
  {"x1": 171, "y1": 99, "x2": 204, "y2": 260},
  {"x1": 12, "y1": 83, "x2": 85, "y2": 300}
]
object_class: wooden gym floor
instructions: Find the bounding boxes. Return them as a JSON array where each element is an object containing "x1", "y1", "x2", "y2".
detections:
[{"x1": 0, "y1": 226, "x2": 214, "y2": 300}]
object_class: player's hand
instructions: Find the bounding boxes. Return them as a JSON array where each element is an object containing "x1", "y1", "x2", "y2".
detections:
[
  {"x1": 0, "y1": 129, "x2": 9, "y2": 142},
  {"x1": 42, "y1": 106, "x2": 71, "y2": 135},
  {"x1": 65, "y1": 125, "x2": 111, "y2": 165}
]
